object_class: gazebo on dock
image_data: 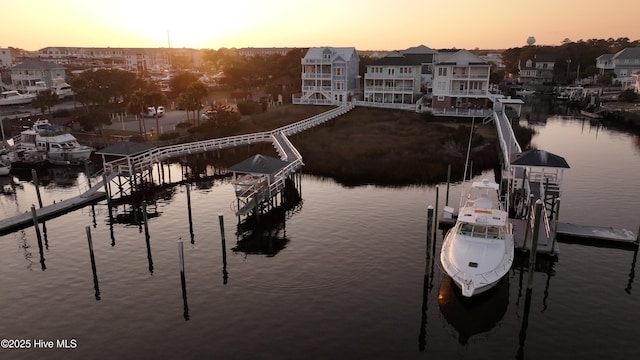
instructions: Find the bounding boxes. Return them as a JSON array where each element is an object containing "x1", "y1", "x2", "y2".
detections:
[{"x1": 229, "y1": 154, "x2": 290, "y2": 216}]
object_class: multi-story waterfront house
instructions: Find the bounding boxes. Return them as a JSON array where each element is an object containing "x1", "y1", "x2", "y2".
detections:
[
  {"x1": 595, "y1": 47, "x2": 640, "y2": 89},
  {"x1": 294, "y1": 47, "x2": 360, "y2": 104},
  {"x1": 431, "y1": 49, "x2": 492, "y2": 110},
  {"x1": 518, "y1": 53, "x2": 555, "y2": 85},
  {"x1": 363, "y1": 51, "x2": 424, "y2": 105}
]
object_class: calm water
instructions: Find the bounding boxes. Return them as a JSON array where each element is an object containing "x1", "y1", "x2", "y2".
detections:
[{"x1": 1, "y1": 115, "x2": 639, "y2": 359}]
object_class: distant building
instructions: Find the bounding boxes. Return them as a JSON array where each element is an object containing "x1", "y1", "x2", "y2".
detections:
[
  {"x1": 596, "y1": 47, "x2": 640, "y2": 89},
  {"x1": 10, "y1": 58, "x2": 67, "y2": 93},
  {"x1": 37, "y1": 46, "x2": 200, "y2": 74},
  {"x1": 0, "y1": 48, "x2": 12, "y2": 68},
  {"x1": 295, "y1": 47, "x2": 360, "y2": 104},
  {"x1": 431, "y1": 49, "x2": 491, "y2": 109},
  {"x1": 237, "y1": 47, "x2": 296, "y2": 57},
  {"x1": 518, "y1": 53, "x2": 555, "y2": 84}
]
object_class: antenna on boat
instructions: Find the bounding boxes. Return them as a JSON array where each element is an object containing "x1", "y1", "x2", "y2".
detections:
[
  {"x1": 459, "y1": 117, "x2": 475, "y2": 209},
  {"x1": 462, "y1": 117, "x2": 475, "y2": 183}
]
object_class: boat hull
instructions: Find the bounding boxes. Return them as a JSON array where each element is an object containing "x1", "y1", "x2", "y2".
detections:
[{"x1": 46, "y1": 149, "x2": 93, "y2": 165}]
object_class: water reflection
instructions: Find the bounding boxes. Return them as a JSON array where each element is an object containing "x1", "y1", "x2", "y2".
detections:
[
  {"x1": 232, "y1": 178, "x2": 302, "y2": 257},
  {"x1": 437, "y1": 275, "x2": 510, "y2": 345}
]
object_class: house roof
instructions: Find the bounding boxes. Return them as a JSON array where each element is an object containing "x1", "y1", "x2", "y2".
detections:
[
  {"x1": 96, "y1": 141, "x2": 156, "y2": 157},
  {"x1": 303, "y1": 47, "x2": 358, "y2": 62},
  {"x1": 436, "y1": 49, "x2": 488, "y2": 66},
  {"x1": 230, "y1": 154, "x2": 289, "y2": 175},
  {"x1": 369, "y1": 51, "x2": 423, "y2": 66},
  {"x1": 510, "y1": 149, "x2": 570, "y2": 168},
  {"x1": 402, "y1": 45, "x2": 437, "y2": 55},
  {"x1": 612, "y1": 47, "x2": 640, "y2": 60}
]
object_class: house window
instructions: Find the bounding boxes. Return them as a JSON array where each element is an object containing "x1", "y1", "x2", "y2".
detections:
[
  {"x1": 388, "y1": 68, "x2": 395, "y2": 75},
  {"x1": 335, "y1": 68, "x2": 344, "y2": 76},
  {"x1": 334, "y1": 81, "x2": 344, "y2": 90},
  {"x1": 437, "y1": 68, "x2": 447, "y2": 76}
]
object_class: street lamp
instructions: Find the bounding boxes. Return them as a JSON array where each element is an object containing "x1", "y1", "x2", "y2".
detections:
[{"x1": 566, "y1": 58, "x2": 571, "y2": 81}]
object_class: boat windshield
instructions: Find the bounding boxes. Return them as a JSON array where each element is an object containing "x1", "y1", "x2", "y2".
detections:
[{"x1": 459, "y1": 223, "x2": 503, "y2": 239}]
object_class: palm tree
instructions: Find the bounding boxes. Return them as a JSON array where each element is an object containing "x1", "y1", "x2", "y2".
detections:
[
  {"x1": 32, "y1": 89, "x2": 59, "y2": 117},
  {"x1": 127, "y1": 90, "x2": 148, "y2": 139}
]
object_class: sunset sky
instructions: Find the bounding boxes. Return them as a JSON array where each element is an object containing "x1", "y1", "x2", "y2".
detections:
[{"x1": 4, "y1": 0, "x2": 639, "y2": 51}]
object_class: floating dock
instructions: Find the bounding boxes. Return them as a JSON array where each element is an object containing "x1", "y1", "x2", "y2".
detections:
[
  {"x1": 0, "y1": 191, "x2": 106, "y2": 235},
  {"x1": 439, "y1": 217, "x2": 638, "y2": 255}
]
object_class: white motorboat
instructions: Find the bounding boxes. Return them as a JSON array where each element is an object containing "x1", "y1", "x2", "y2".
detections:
[
  {"x1": 13, "y1": 119, "x2": 94, "y2": 165},
  {"x1": 440, "y1": 179, "x2": 514, "y2": 297},
  {"x1": 0, "y1": 90, "x2": 36, "y2": 106}
]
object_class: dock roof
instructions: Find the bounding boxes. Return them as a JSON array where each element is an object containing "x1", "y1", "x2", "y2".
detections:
[
  {"x1": 230, "y1": 154, "x2": 289, "y2": 175},
  {"x1": 510, "y1": 149, "x2": 570, "y2": 168}
]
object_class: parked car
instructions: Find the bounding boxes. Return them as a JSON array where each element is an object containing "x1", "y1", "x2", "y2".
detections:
[{"x1": 141, "y1": 106, "x2": 165, "y2": 117}]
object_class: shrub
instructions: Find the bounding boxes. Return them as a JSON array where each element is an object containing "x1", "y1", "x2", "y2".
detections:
[
  {"x1": 158, "y1": 132, "x2": 181, "y2": 141},
  {"x1": 175, "y1": 121, "x2": 193, "y2": 129},
  {"x1": 236, "y1": 99, "x2": 260, "y2": 115}
]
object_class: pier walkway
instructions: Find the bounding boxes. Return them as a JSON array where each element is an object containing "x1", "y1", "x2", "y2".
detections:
[
  {"x1": 0, "y1": 173, "x2": 118, "y2": 235},
  {"x1": 489, "y1": 101, "x2": 637, "y2": 253}
]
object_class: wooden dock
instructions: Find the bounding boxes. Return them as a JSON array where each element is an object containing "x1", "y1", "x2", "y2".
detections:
[
  {"x1": 556, "y1": 222, "x2": 639, "y2": 250},
  {"x1": 439, "y1": 216, "x2": 638, "y2": 255},
  {"x1": 0, "y1": 183, "x2": 108, "y2": 236}
]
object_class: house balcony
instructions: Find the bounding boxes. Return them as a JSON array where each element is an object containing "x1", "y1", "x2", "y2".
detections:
[
  {"x1": 302, "y1": 59, "x2": 332, "y2": 65},
  {"x1": 451, "y1": 74, "x2": 489, "y2": 79},
  {"x1": 364, "y1": 87, "x2": 415, "y2": 93},
  {"x1": 303, "y1": 86, "x2": 332, "y2": 92},
  {"x1": 448, "y1": 89, "x2": 489, "y2": 96},
  {"x1": 364, "y1": 73, "x2": 416, "y2": 79},
  {"x1": 303, "y1": 73, "x2": 332, "y2": 79}
]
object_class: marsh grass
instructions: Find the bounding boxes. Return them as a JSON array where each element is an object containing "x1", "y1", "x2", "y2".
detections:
[{"x1": 184, "y1": 105, "x2": 533, "y2": 187}]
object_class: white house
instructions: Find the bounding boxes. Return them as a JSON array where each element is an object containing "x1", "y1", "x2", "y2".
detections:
[
  {"x1": 295, "y1": 47, "x2": 359, "y2": 104},
  {"x1": 363, "y1": 51, "x2": 423, "y2": 105},
  {"x1": 596, "y1": 47, "x2": 640, "y2": 88},
  {"x1": 431, "y1": 49, "x2": 491, "y2": 110}
]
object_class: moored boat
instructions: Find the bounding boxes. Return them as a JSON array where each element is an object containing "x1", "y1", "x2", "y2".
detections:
[
  {"x1": 440, "y1": 179, "x2": 514, "y2": 297},
  {"x1": 12, "y1": 119, "x2": 93, "y2": 166},
  {"x1": 0, "y1": 90, "x2": 36, "y2": 106}
]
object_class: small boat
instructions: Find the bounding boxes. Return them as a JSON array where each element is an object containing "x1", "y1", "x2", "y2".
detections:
[
  {"x1": 12, "y1": 119, "x2": 93, "y2": 165},
  {"x1": 515, "y1": 88, "x2": 536, "y2": 97},
  {"x1": 440, "y1": 179, "x2": 514, "y2": 297},
  {"x1": 580, "y1": 109, "x2": 603, "y2": 119},
  {"x1": 0, "y1": 90, "x2": 36, "y2": 106}
]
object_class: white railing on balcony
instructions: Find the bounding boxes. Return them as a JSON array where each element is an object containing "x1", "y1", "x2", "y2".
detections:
[{"x1": 302, "y1": 73, "x2": 332, "y2": 79}]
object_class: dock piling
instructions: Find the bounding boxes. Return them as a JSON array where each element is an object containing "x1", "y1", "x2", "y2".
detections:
[
  {"x1": 31, "y1": 169, "x2": 43, "y2": 208},
  {"x1": 426, "y1": 205, "x2": 434, "y2": 259},
  {"x1": 178, "y1": 238, "x2": 189, "y2": 320},
  {"x1": 30, "y1": 204, "x2": 45, "y2": 269},
  {"x1": 433, "y1": 186, "x2": 439, "y2": 255},
  {"x1": 186, "y1": 183, "x2": 194, "y2": 243},
  {"x1": 85, "y1": 225, "x2": 101, "y2": 300},
  {"x1": 219, "y1": 214, "x2": 228, "y2": 284},
  {"x1": 527, "y1": 199, "x2": 543, "y2": 289}
]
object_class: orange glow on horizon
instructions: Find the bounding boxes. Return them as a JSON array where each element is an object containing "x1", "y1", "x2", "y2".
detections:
[{"x1": 3, "y1": 0, "x2": 639, "y2": 51}]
